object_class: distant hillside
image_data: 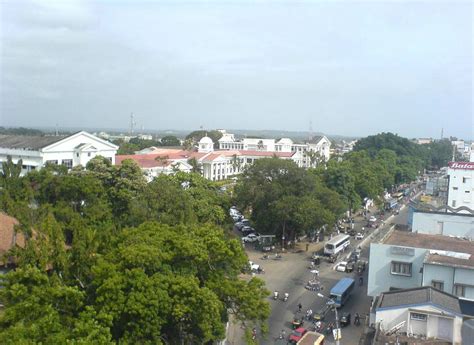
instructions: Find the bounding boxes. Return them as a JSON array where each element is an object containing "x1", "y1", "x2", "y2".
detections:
[{"x1": 3, "y1": 126, "x2": 358, "y2": 143}]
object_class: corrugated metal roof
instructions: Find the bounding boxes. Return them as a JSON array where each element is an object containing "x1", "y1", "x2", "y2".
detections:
[
  {"x1": 0, "y1": 135, "x2": 66, "y2": 150},
  {"x1": 377, "y1": 287, "x2": 462, "y2": 315}
]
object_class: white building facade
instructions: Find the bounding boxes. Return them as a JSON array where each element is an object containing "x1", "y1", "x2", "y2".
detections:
[
  {"x1": 117, "y1": 136, "x2": 304, "y2": 181},
  {"x1": 217, "y1": 131, "x2": 331, "y2": 168},
  {"x1": 367, "y1": 230, "x2": 474, "y2": 301},
  {"x1": 0, "y1": 131, "x2": 118, "y2": 175},
  {"x1": 373, "y1": 287, "x2": 465, "y2": 345},
  {"x1": 447, "y1": 161, "x2": 474, "y2": 212}
]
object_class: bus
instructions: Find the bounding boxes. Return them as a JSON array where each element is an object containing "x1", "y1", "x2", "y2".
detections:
[
  {"x1": 324, "y1": 234, "x2": 350, "y2": 256},
  {"x1": 330, "y1": 277, "x2": 355, "y2": 308}
]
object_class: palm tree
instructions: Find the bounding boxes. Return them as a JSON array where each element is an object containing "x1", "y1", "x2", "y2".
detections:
[
  {"x1": 230, "y1": 154, "x2": 241, "y2": 174},
  {"x1": 187, "y1": 157, "x2": 202, "y2": 174}
]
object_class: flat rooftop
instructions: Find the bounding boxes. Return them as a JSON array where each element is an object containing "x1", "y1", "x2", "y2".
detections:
[
  {"x1": 384, "y1": 230, "x2": 474, "y2": 269},
  {"x1": 384, "y1": 230, "x2": 474, "y2": 255}
]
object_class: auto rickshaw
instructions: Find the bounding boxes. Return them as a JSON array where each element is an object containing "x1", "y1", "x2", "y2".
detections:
[
  {"x1": 291, "y1": 317, "x2": 304, "y2": 329},
  {"x1": 313, "y1": 305, "x2": 331, "y2": 321},
  {"x1": 340, "y1": 312, "x2": 351, "y2": 327},
  {"x1": 328, "y1": 253, "x2": 338, "y2": 263},
  {"x1": 312, "y1": 255, "x2": 321, "y2": 266}
]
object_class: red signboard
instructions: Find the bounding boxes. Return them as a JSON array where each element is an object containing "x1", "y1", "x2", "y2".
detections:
[{"x1": 448, "y1": 161, "x2": 474, "y2": 170}]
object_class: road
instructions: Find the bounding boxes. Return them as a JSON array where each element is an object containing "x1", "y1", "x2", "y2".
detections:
[{"x1": 242, "y1": 204, "x2": 411, "y2": 345}]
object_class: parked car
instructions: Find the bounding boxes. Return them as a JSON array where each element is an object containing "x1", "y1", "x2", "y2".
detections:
[
  {"x1": 336, "y1": 261, "x2": 348, "y2": 272},
  {"x1": 242, "y1": 226, "x2": 256, "y2": 235},
  {"x1": 349, "y1": 229, "x2": 357, "y2": 237},
  {"x1": 234, "y1": 222, "x2": 245, "y2": 231},
  {"x1": 369, "y1": 216, "x2": 377, "y2": 222},
  {"x1": 355, "y1": 233, "x2": 364, "y2": 240},
  {"x1": 242, "y1": 233, "x2": 260, "y2": 243},
  {"x1": 289, "y1": 327, "x2": 307, "y2": 343},
  {"x1": 241, "y1": 219, "x2": 251, "y2": 227}
]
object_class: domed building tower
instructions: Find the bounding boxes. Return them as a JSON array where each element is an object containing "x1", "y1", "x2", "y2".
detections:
[{"x1": 198, "y1": 136, "x2": 214, "y2": 153}]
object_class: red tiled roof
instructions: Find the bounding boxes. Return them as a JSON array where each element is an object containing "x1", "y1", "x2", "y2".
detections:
[
  {"x1": 0, "y1": 213, "x2": 26, "y2": 264},
  {"x1": 116, "y1": 150, "x2": 208, "y2": 168},
  {"x1": 116, "y1": 154, "x2": 173, "y2": 168}
]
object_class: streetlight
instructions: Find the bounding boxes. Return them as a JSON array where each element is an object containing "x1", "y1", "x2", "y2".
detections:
[{"x1": 317, "y1": 293, "x2": 341, "y2": 345}]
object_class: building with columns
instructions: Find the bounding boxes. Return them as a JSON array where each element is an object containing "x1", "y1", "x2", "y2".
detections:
[
  {"x1": 217, "y1": 130, "x2": 331, "y2": 168},
  {"x1": 116, "y1": 136, "x2": 304, "y2": 181}
]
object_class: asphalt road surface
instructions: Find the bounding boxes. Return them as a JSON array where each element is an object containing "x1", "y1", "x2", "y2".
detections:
[{"x1": 243, "y1": 204, "x2": 411, "y2": 345}]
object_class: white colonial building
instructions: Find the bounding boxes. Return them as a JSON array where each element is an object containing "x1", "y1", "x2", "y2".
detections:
[
  {"x1": 116, "y1": 136, "x2": 304, "y2": 181},
  {"x1": 0, "y1": 131, "x2": 118, "y2": 175},
  {"x1": 217, "y1": 130, "x2": 331, "y2": 168}
]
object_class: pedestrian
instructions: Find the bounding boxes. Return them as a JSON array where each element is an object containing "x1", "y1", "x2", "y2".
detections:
[
  {"x1": 359, "y1": 276, "x2": 363, "y2": 286},
  {"x1": 306, "y1": 243, "x2": 309, "y2": 252},
  {"x1": 298, "y1": 303, "x2": 302, "y2": 312}
]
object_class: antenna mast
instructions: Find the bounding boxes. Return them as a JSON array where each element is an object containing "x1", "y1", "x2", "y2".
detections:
[{"x1": 129, "y1": 113, "x2": 136, "y2": 136}]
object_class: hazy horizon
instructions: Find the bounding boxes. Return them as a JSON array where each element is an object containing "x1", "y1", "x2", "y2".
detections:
[{"x1": 1, "y1": 0, "x2": 473, "y2": 139}]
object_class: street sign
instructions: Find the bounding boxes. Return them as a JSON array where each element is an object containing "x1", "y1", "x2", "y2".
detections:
[{"x1": 333, "y1": 328, "x2": 341, "y2": 340}]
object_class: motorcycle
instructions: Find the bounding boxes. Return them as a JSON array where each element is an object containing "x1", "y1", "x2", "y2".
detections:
[
  {"x1": 273, "y1": 253, "x2": 283, "y2": 260},
  {"x1": 251, "y1": 328, "x2": 257, "y2": 340},
  {"x1": 261, "y1": 254, "x2": 269, "y2": 260},
  {"x1": 283, "y1": 292, "x2": 289, "y2": 302},
  {"x1": 273, "y1": 291, "x2": 279, "y2": 300}
]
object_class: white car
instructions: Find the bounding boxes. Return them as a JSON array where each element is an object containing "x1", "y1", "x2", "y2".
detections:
[
  {"x1": 368, "y1": 216, "x2": 377, "y2": 222},
  {"x1": 336, "y1": 261, "x2": 348, "y2": 272},
  {"x1": 355, "y1": 233, "x2": 364, "y2": 240},
  {"x1": 242, "y1": 233, "x2": 260, "y2": 243}
]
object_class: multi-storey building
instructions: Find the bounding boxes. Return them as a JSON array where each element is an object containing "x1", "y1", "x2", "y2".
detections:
[
  {"x1": 447, "y1": 161, "x2": 474, "y2": 212},
  {"x1": 368, "y1": 230, "x2": 474, "y2": 300},
  {"x1": 217, "y1": 130, "x2": 331, "y2": 168},
  {"x1": 116, "y1": 136, "x2": 303, "y2": 182}
]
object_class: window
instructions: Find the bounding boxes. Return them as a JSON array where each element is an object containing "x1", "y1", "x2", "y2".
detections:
[
  {"x1": 466, "y1": 190, "x2": 471, "y2": 193},
  {"x1": 453, "y1": 284, "x2": 466, "y2": 297},
  {"x1": 391, "y1": 261, "x2": 412, "y2": 276},
  {"x1": 410, "y1": 313, "x2": 427, "y2": 321},
  {"x1": 45, "y1": 160, "x2": 58, "y2": 165},
  {"x1": 453, "y1": 187, "x2": 458, "y2": 190},
  {"x1": 463, "y1": 177, "x2": 468, "y2": 183},
  {"x1": 452, "y1": 200, "x2": 457, "y2": 207},
  {"x1": 76, "y1": 153, "x2": 79, "y2": 157},
  {"x1": 22, "y1": 165, "x2": 27, "y2": 169},
  {"x1": 432, "y1": 280, "x2": 444, "y2": 291},
  {"x1": 62, "y1": 159, "x2": 73, "y2": 169},
  {"x1": 88, "y1": 152, "x2": 91, "y2": 157}
]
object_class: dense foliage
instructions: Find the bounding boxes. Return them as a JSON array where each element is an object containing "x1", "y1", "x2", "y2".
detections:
[
  {"x1": 235, "y1": 158, "x2": 346, "y2": 240},
  {"x1": 0, "y1": 127, "x2": 44, "y2": 136},
  {"x1": 0, "y1": 157, "x2": 269, "y2": 344},
  {"x1": 114, "y1": 136, "x2": 181, "y2": 155}
]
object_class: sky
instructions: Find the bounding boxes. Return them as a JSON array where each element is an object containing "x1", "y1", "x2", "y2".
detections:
[{"x1": 0, "y1": 0, "x2": 473, "y2": 139}]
